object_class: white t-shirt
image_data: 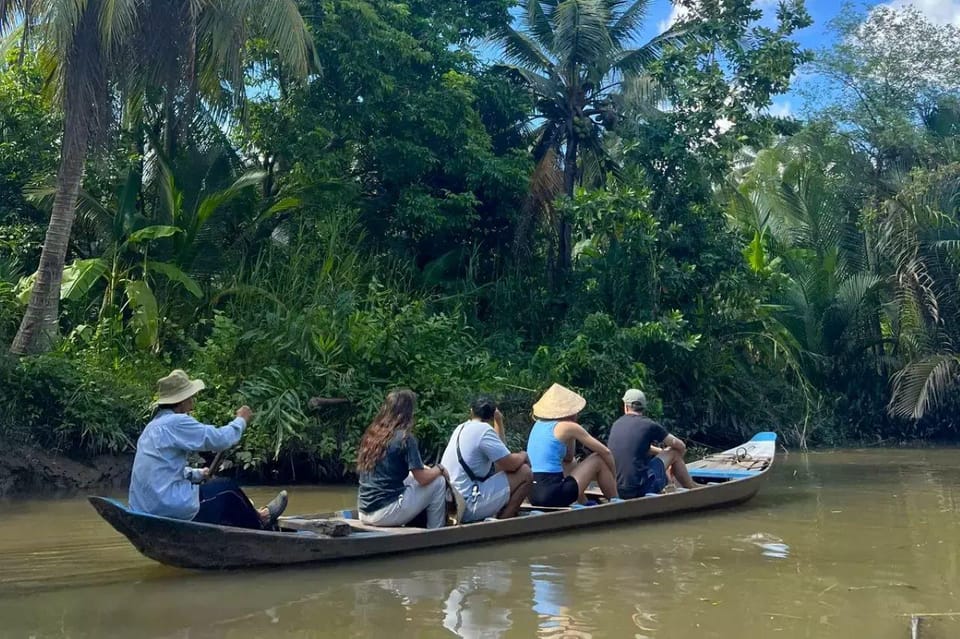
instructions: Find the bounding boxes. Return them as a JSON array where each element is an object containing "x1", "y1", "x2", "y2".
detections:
[{"x1": 441, "y1": 420, "x2": 512, "y2": 496}]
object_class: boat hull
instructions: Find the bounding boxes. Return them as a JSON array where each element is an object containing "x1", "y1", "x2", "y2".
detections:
[{"x1": 90, "y1": 433, "x2": 777, "y2": 570}]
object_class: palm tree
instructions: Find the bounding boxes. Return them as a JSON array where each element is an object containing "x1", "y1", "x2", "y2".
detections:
[
  {"x1": 5, "y1": 0, "x2": 315, "y2": 355},
  {"x1": 883, "y1": 165, "x2": 960, "y2": 420},
  {"x1": 727, "y1": 138, "x2": 884, "y2": 388},
  {"x1": 8, "y1": 0, "x2": 115, "y2": 355},
  {"x1": 0, "y1": 0, "x2": 37, "y2": 62},
  {"x1": 493, "y1": 0, "x2": 684, "y2": 275}
]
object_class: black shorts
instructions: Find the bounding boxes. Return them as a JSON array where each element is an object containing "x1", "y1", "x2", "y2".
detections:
[{"x1": 530, "y1": 472, "x2": 579, "y2": 507}]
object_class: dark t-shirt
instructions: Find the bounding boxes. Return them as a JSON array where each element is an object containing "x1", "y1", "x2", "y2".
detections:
[
  {"x1": 357, "y1": 431, "x2": 424, "y2": 514},
  {"x1": 607, "y1": 414, "x2": 668, "y2": 494}
]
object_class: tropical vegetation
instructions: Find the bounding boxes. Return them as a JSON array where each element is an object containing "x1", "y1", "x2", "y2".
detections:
[{"x1": 1, "y1": 0, "x2": 958, "y2": 481}]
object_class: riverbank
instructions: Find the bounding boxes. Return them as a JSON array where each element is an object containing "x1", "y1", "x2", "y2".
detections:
[
  {"x1": 5, "y1": 438, "x2": 957, "y2": 500},
  {"x1": 0, "y1": 444, "x2": 132, "y2": 498}
]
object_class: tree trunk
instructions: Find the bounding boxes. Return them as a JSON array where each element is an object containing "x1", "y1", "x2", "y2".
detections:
[
  {"x1": 10, "y1": 121, "x2": 90, "y2": 355},
  {"x1": 16, "y1": 0, "x2": 31, "y2": 65},
  {"x1": 558, "y1": 132, "x2": 579, "y2": 276},
  {"x1": 181, "y1": 0, "x2": 198, "y2": 139}
]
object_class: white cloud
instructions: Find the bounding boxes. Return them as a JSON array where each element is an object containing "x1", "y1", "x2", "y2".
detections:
[
  {"x1": 658, "y1": 3, "x2": 689, "y2": 33},
  {"x1": 767, "y1": 100, "x2": 793, "y2": 119},
  {"x1": 658, "y1": 0, "x2": 784, "y2": 33},
  {"x1": 884, "y1": 0, "x2": 960, "y2": 25}
]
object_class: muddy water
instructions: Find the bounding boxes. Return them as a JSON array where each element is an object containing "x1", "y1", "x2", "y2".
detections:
[{"x1": 1, "y1": 450, "x2": 959, "y2": 639}]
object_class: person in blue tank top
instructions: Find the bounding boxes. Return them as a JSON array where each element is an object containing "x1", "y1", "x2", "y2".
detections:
[{"x1": 526, "y1": 384, "x2": 618, "y2": 507}]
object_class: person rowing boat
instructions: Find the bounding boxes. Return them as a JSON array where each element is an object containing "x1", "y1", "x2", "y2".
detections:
[{"x1": 128, "y1": 369, "x2": 288, "y2": 530}]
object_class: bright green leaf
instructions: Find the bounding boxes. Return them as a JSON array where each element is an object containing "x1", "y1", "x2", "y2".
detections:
[
  {"x1": 125, "y1": 280, "x2": 160, "y2": 350},
  {"x1": 146, "y1": 261, "x2": 203, "y2": 298},
  {"x1": 126, "y1": 225, "x2": 183, "y2": 245},
  {"x1": 60, "y1": 258, "x2": 109, "y2": 301}
]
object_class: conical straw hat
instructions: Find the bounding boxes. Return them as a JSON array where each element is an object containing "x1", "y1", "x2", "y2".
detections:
[{"x1": 532, "y1": 383, "x2": 586, "y2": 420}]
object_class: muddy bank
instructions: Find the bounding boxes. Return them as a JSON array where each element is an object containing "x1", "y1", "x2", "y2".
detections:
[{"x1": 0, "y1": 444, "x2": 132, "y2": 499}]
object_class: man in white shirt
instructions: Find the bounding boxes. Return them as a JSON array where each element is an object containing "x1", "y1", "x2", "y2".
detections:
[{"x1": 440, "y1": 397, "x2": 532, "y2": 522}]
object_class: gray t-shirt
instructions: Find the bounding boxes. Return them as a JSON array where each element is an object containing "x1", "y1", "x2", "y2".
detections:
[
  {"x1": 441, "y1": 420, "x2": 511, "y2": 497},
  {"x1": 358, "y1": 431, "x2": 424, "y2": 514}
]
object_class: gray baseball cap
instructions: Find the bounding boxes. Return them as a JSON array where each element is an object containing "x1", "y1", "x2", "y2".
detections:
[{"x1": 622, "y1": 388, "x2": 647, "y2": 407}]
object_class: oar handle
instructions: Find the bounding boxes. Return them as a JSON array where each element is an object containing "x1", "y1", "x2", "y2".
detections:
[{"x1": 206, "y1": 450, "x2": 227, "y2": 481}]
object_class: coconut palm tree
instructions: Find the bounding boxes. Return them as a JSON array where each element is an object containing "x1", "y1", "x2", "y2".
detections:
[
  {"x1": 493, "y1": 0, "x2": 685, "y2": 275},
  {"x1": 883, "y1": 165, "x2": 960, "y2": 420},
  {"x1": 5, "y1": 0, "x2": 315, "y2": 355}
]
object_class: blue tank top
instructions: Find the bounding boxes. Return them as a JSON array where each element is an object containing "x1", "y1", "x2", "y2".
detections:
[{"x1": 527, "y1": 420, "x2": 565, "y2": 473}]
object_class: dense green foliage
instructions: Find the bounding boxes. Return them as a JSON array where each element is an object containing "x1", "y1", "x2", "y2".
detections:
[{"x1": 2, "y1": 1, "x2": 959, "y2": 477}]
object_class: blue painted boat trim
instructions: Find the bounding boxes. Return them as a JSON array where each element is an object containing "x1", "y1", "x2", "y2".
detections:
[
  {"x1": 749, "y1": 432, "x2": 777, "y2": 442},
  {"x1": 688, "y1": 469, "x2": 760, "y2": 479}
]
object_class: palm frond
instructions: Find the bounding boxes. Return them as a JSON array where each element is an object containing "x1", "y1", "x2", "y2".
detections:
[
  {"x1": 245, "y1": 0, "x2": 317, "y2": 78},
  {"x1": 612, "y1": 23, "x2": 693, "y2": 74},
  {"x1": 495, "y1": 24, "x2": 554, "y2": 72},
  {"x1": 833, "y1": 271, "x2": 881, "y2": 322},
  {"x1": 553, "y1": 0, "x2": 613, "y2": 70},
  {"x1": 614, "y1": 73, "x2": 664, "y2": 118},
  {"x1": 609, "y1": 0, "x2": 653, "y2": 44},
  {"x1": 0, "y1": 0, "x2": 27, "y2": 32},
  {"x1": 45, "y1": 0, "x2": 111, "y2": 143},
  {"x1": 889, "y1": 352, "x2": 960, "y2": 419},
  {"x1": 523, "y1": 0, "x2": 556, "y2": 52},
  {"x1": 515, "y1": 148, "x2": 564, "y2": 255},
  {"x1": 98, "y1": 0, "x2": 139, "y2": 52},
  {"x1": 530, "y1": 118, "x2": 565, "y2": 162},
  {"x1": 494, "y1": 63, "x2": 562, "y2": 105}
]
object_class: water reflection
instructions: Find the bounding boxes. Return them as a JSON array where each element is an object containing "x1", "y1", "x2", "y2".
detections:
[
  {"x1": 741, "y1": 532, "x2": 791, "y2": 559},
  {"x1": 366, "y1": 561, "x2": 520, "y2": 637},
  {"x1": 3, "y1": 450, "x2": 960, "y2": 638},
  {"x1": 441, "y1": 562, "x2": 515, "y2": 638},
  {"x1": 531, "y1": 562, "x2": 593, "y2": 638}
]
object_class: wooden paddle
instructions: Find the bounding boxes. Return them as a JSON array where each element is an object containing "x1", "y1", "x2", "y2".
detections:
[{"x1": 204, "y1": 449, "x2": 229, "y2": 481}]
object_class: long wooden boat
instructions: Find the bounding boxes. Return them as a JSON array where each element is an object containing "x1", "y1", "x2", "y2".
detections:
[{"x1": 89, "y1": 432, "x2": 777, "y2": 570}]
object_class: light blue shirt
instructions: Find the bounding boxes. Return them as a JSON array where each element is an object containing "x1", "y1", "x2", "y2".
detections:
[
  {"x1": 527, "y1": 420, "x2": 564, "y2": 473},
  {"x1": 128, "y1": 409, "x2": 245, "y2": 520}
]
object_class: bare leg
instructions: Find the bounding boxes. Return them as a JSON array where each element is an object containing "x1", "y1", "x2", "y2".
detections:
[
  {"x1": 498, "y1": 464, "x2": 533, "y2": 519},
  {"x1": 657, "y1": 449, "x2": 697, "y2": 489},
  {"x1": 568, "y1": 453, "x2": 618, "y2": 502}
]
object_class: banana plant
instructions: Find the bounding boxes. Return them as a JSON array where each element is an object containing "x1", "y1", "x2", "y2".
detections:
[
  {"x1": 19, "y1": 152, "x2": 297, "y2": 350},
  {"x1": 17, "y1": 167, "x2": 202, "y2": 350}
]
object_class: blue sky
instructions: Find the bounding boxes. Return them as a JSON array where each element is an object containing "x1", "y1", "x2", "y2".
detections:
[
  {"x1": 646, "y1": 0, "x2": 960, "y2": 116},
  {"x1": 492, "y1": 1, "x2": 960, "y2": 120},
  {"x1": 628, "y1": 0, "x2": 885, "y2": 118}
]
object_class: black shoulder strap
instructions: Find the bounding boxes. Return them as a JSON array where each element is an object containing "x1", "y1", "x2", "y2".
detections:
[{"x1": 456, "y1": 424, "x2": 496, "y2": 483}]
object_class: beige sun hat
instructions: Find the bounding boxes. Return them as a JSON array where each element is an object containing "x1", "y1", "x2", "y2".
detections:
[
  {"x1": 156, "y1": 369, "x2": 206, "y2": 405},
  {"x1": 532, "y1": 383, "x2": 586, "y2": 420}
]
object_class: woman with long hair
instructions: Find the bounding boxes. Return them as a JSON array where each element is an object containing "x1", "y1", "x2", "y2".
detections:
[{"x1": 356, "y1": 389, "x2": 448, "y2": 528}]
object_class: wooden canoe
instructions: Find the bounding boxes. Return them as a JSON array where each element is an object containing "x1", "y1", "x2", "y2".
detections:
[{"x1": 89, "y1": 432, "x2": 777, "y2": 570}]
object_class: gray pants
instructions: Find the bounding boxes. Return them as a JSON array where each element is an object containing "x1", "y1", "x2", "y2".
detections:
[{"x1": 359, "y1": 473, "x2": 447, "y2": 528}]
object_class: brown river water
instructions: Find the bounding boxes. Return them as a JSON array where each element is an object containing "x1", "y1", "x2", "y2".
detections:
[{"x1": 0, "y1": 449, "x2": 958, "y2": 639}]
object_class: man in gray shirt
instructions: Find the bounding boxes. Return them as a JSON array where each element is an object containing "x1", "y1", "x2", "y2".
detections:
[{"x1": 440, "y1": 397, "x2": 532, "y2": 521}]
